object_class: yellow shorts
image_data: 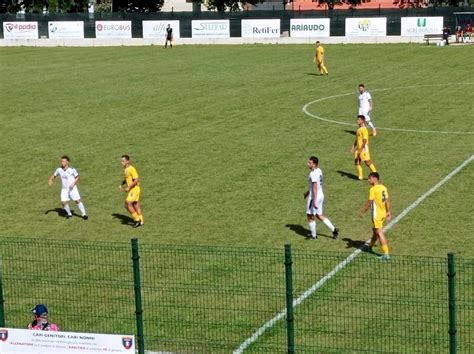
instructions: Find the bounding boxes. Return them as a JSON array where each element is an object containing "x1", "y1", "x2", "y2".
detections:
[
  {"x1": 317, "y1": 60, "x2": 323, "y2": 66},
  {"x1": 372, "y1": 217, "x2": 385, "y2": 229},
  {"x1": 126, "y1": 187, "x2": 141, "y2": 203},
  {"x1": 355, "y1": 150, "x2": 371, "y2": 162}
]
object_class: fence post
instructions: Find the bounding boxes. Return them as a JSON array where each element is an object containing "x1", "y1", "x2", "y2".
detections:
[
  {"x1": 284, "y1": 244, "x2": 295, "y2": 354},
  {"x1": 131, "y1": 238, "x2": 145, "y2": 354},
  {"x1": 0, "y1": 257, "x2": 5, "y2": 326},
  {"x1": 447, "y1": 252, "x2": 457, "y2": 354}
]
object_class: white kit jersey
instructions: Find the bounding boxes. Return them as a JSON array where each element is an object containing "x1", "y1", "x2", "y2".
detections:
[
  {"x1": 358, "y1": 91, "x2": 372, "y2": 113},
  {"x1": 308, "y1": 168, "x2": 324, "y2": 200},
  {"x1": 54, "y1": 167, "x2": 79, "y2": 189}
]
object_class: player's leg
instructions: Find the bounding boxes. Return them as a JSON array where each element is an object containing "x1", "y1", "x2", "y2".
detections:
[
  {"x1": 320, "y1": 61, "x2": 328, "y2": 75},
  {"x1": 70, "y1": 187, "x2": 88, "y2": 219},
  {"x1": 355, "y1": 157, "x2": 364, "y2": 180},
  {"x1": 364, "y1": 114, "x2": 377, "y2": 136},
  {"x1": 164, "y1": 39, "x2": 167, "y2": 48},
  {"x1": 133, "y1": 201, "x2": 144, "y2": 225},
  {"x1": 315, "y1": 198, "x2": 339, "y2": 239},
  {"x1": 376, "y1": 229, "x2": 390, "y2": 260},
  {"x1": 306, "y1": 198, "x2": 317, "y2": 239},
  {"x1": 61, "y1": 189, "x2": 73, "y2": 218},
  {"x1": 364, "y1": 158, "x2": 377, "y2": 173}
]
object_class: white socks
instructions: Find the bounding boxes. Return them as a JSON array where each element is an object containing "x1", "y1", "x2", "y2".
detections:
[
  {"x1": 77, "y1": 202, "x2": 87, "y2": 216},
  {"x1": 308, "y1": 221, "x2": 316, "y2": 237},
  {"x1": 323, "y1": 218, "x2": 335, "y2": 232},
  {"x1": 64, "y1": 204, "x2": 72, "y2": 216}
]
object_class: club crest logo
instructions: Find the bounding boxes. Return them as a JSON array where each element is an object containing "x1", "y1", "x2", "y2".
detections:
[
  {"x1": 122, "y1": 337, "x2": 133, "y2": 350},
  {"x1": 417, "y1": 18, "x2": 427, "y2": 27},
  {"x1": 358, "y1": 19, "x2": 370, "y2": 31},
  {"x1": 0, "y1": 329, "x2": 8, "y2": 342},
  {"x1": 4, "y1": 23, "x2": 14, "y2": 32}
]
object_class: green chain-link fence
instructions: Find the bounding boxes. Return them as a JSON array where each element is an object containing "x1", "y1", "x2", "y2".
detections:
[{"x1": 0, "y1": 237, "x2": 472, "y2": 353}]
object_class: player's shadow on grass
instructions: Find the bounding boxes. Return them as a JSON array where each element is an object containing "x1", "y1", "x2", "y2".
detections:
[
  {"x1": 45, "y1": 208, "x2": 69, "y2": 218},
  {"x1": 342, "y1": 237, "x2": 366, "y2": 249},
  {"x1": 344, "y1": 130, "x2": 356, "y2": 136},
  {"x1": 337, "y1": 170, "x2": 360, "y2": 181},
  {"x1": 306, "y1": 73, "x2": 322, "y2": 76},
  {"x1": 112, "y1": 213, "x2": 135, "y2": 225},
  {"x1": 285, "y1": 224, "x2": 333, "y2": 239}
]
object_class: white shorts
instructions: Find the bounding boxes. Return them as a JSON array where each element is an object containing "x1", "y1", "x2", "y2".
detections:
[
  {"x1": 61, "y1": 186, "x2": 81, "y2": 202},
  {"x1": 358, "y1": 109, "x2": 371, "y2": 122},
  {"x1": 306, "y1": 195, "x2": 324, "y2": 216}
]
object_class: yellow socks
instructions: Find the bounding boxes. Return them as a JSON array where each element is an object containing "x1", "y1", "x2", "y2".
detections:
[
  {"x1": 357, "y1": 165, "x2": 363, "y2": 180},
  {"x1": 131, "y1": 212, "x2": 139, "y2": 222},
  {"x1": 369, "y1": 164, "x2": 377, "y2": 173},
  {"x1": 139, "y1": 214, "x2": 144, "y2": 224},
  {"x1": 381, "y1": 244, "x2": 390, "y2": 255}
]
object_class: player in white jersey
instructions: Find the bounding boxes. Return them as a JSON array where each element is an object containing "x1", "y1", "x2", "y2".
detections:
[
  {"x1": 303, "y1": 156, "x2": 339, "y2": 240},
  {"x1": 48, "y1": 156, "x2": 88, "y2": 220},
  {"x1": 358, "y1": 84, "x2": 377, "y2": 136}
]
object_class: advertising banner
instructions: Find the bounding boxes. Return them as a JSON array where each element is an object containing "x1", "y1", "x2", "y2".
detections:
[
  {"x1": 48, "y1": 21, "x2": 84, "y2": 39},
  {"x1": 95, "y1": 21, "x2": 131, "y2": 39},
  {"x1": 290, "y1": 18, "x2": 330, "y2": 38},
  {"x1": 241, "y1": 19, "x2": 280, "y2": 38},
  {"x1": 191, "y1": 20, "x2": 230, "y2": 38},
  {"x1": 0, "y1": 328, "x2": 134, "y2": 353},
  {"x1": 345, "y1": 18, "x2": 387, "y2": 37},
  {"x1": 3, "y1": 22, "x2": 38, "y2": 39},
  {"x1": 401, "y1": 17, "x2": 443, "y2": 36},
  {"x1": 143, "y1": 20, "x2": 180, "y2": 39}
]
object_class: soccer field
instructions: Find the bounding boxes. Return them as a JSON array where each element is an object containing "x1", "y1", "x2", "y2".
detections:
[
  {"x1": 1, "y1": 44, "x2": 472, "y2": 257},
  {"x1": 0, "y1": 44, "x2": 473, "y2": 352}
]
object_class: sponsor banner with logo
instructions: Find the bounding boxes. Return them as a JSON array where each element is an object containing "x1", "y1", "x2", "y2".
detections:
[
  {"x1": 0, "y1": 328, "x2": 134, "y2": 353},
  {"x1": 241, "y1": 19, "x2": 280, "y2": 38},
  {"x1": 48, "y1": 21, "x2": 84, "y2": 39},
  {"x1": 3, "y1": 22, "x2": 38, "y2": 39},
  {"x1": 191, "y1": 20, "x2": 230, "y2": 38},
  {"x1": 95, "y1": 21, "x2": 131, "y2": 39},
  {"x1": 401, "y1": 17, "x2": 443, "y2": 36},
  {"x1": 345, "y1": 18, "x2": 387, "y2": 37},
  {"x1": 290, "y1": 18, "x2": 330, "y2": 37},
  {"x1": 143, "y1": 20, "x2": 180, "y2": 39}
]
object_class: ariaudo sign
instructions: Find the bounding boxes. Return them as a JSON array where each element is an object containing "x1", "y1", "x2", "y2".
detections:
[
  {"x1": 401, "y1": 17, "x2": 443, "y2": 36},
  {"x1": 142, "y1": 20, "x2": 180, "y2": 39},
  {"x1": 95, "y1": 21, "x2": 132, "y2": 39},
  {"x1": 191, "y1": 20, "x2": 230, "y2": 38},
  {"x1": 290, "y1": 18, "x2": 330, "y2": 37},
  {"x1": 241, "y1": 19, "x2": 280, "y2": 38}
]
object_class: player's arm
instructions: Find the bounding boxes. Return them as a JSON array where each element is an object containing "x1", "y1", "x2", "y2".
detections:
[
  {"x1": 351, "y1": 136, "x2": 357, "y2": 153},
  {"x1": 385, "y1": 198, "x2": 392, "y2": 220},
  {"x1": 312, "y1": 182, "x2": 318, "y2": 208},
  {"x1": 70, "y1": 175, "x2": 80, "y2": 190},
  {"x1": 358, "y1": 200, "x2": 372, "y2": 218},
  {"x1": 368, "y1": 98, "x2": 373, "y2": 112},
  {"x1": 303, "y1": 190, "x2": 309, "y2": 199},
  {"x1": 358, "y1": 139, "x2": 367, "y2": 154},
  {"x1": 118, "y1": 179, "x2": 126, "y2": 192},
  {"x1": 48, "y1": 174, "x2": 56, "y2": 186},
  {"x1": 126, "y1": 178, "x2": 139, "y2": 192}
]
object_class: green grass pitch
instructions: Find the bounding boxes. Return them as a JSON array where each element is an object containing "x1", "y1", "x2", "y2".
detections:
[{"x1": 0, "y1": 44, "x2": 473, "y2": 352}]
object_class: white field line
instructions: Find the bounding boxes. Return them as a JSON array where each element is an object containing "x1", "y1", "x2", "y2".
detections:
[
  {"x1": 302, "y1": 84, "x2": 474, "y2": 135},
  {"x1": 234, "y1": 154, "x2": 474, "y2": 354}
]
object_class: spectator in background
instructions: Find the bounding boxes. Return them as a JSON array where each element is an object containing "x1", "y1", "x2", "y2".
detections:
[
  {"x1": 28, "y1": 304, "x2": 59, "y2": 331},
  {"x1": 442, "y1": 27, "x2": 450, "y2": 45},
  {"x1": 465, "y1": 23, "x2": 472, "y2": 42},
  {"x1": 455, "y1": 26, "x2": 463, "y2": 43}
]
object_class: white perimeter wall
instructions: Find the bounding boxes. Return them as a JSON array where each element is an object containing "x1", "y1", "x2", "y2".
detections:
[{"x1": 0, "y1": 36, "x2": 429, "y2": 46}]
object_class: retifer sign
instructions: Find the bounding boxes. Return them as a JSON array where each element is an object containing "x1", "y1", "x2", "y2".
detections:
[
  {"x1": 3, "y1": 22, "x2": 38, "y2": 39},
  {"x1": 345, "y1": 18, "x2": 387, "y2": 37},
  {"x1": 290, "y1": 18, "x2": 330, "y2": 37},
  {"x1": 0, "y1": 328, "x2": 135, "y2": 353},
  {"x1": 401, "y1": 17, "x2": 443, "y2": 36},
  {"x1": 241, "y1": 19, "x2": 280, "y2": 38}
]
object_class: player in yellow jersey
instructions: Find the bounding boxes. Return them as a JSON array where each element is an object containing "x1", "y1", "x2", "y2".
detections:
[
  {"x1": 359, "y1": 172, "x2": 392, "y2": 261},
  {"x1": 351, "y1": 115, "x2": 377, "y2": 180},
  {"x1": 118, "y1": 155, "x2": 144, "y2": 228},
  {"x1": 313, "y1": 41, "x2": 328, "y2": 76}
]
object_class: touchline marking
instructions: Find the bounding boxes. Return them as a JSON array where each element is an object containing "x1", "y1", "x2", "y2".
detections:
[
  {"x1": 302, "y1": 84, "x2": 474, "y2": 135},
  {"x1": 234, "y1": 154, "x2": 474, "y2": 353}
]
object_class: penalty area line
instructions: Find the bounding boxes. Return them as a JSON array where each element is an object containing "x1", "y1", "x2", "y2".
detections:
[{"x1": 233, "y1": 154, "x2": 474, "y2": 354}]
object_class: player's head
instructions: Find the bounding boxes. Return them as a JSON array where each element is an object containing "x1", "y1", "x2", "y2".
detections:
[
  {"x1": 368, "y1": 172, "x2": 380, "y2": 185},
  {"x1": 31, "y1": 304, "x2": 49, "y2": 323},
  {"x1": 167, "y1": 24, "x2": 170, "y2": 28},
  {"x1": 315, "y1": 41, "x2": 320, "y2": 46},
  {"x1": 121, "y1": 155, "x2": 130, "y2": 167},
  {"x1": 356, "y1": 115, "x2": 366, "y2": 126},
  {"x1": 358, "y1": 84, "x2": 365, "y2": 93},
  {"x1": 60, "y1": 155, "x2": 70, "y2": 168},
  {"x1": 307, "y1": 156, "x2": 319, "y2": 169}
]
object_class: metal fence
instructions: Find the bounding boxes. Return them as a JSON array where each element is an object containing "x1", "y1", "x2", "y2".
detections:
[
  {"x1": 0, "y1": 237, "x2": 472, "y2": 353},
  {"x1": 0, "y1": 7, "x2": 472, "y2": 38}
]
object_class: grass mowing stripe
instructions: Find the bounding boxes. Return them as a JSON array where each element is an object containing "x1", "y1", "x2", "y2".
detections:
[{"x1": 234, "y1": 154, "x2": 474, "y2": 353}]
